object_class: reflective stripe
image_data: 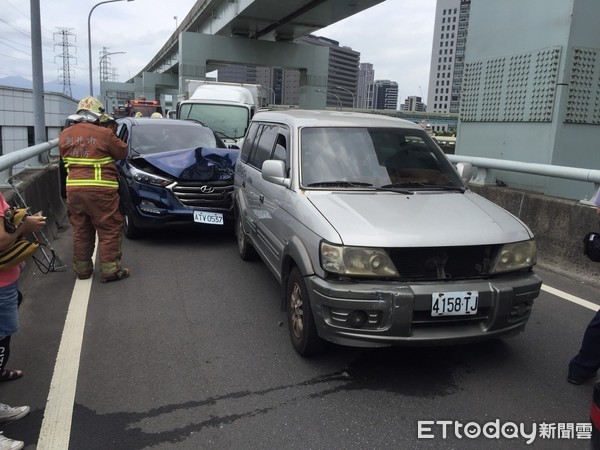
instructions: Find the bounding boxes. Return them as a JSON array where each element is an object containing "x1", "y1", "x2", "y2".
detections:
[
  {"x1": 63, "y1": 156, "x2": 118, "y2": 188},
  {"x1": 62, "y1": 156, "x2": 115, "y2": 165},
  {"x1": 67, "y1": 179, "x2": 118, "y2": 188}
]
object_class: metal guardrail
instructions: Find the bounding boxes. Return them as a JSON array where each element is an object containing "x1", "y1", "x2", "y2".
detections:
[
  {"x1": 447, "y1": 154, "x2": 600, "y2": 203},
  {"x1": 0, "y1": 138, "x2": 58, "y2": 185}
]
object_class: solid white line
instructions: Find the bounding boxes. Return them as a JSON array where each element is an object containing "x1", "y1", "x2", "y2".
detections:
[
  {"x1": 36, "y1": 244, "x2": 97, "y2": 450},
  {"x1": 542, "y1": 284, "x2": 600, "y2": 312}
]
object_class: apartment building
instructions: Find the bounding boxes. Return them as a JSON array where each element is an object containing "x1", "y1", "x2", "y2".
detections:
[{"x1": 426, "y1": 0, "x2": 471, "y2": 113}]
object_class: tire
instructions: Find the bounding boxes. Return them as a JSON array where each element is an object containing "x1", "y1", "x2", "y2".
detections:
[
  {"x1": 235, "y1": 210, "x2": 255, "y2": 261},
  {"x1": 123, "y1": 210, "x2": 140, "y2": 240},
  {"x1": 287, "y1": 267, "x2": 325, "y2": 356}
]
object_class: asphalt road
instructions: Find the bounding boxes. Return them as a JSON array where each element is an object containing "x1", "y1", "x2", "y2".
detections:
[{"x1": 2, "y1": 223, "x2": 598, "y2": 449}]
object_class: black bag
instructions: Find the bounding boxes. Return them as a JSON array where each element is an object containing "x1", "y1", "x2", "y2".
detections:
[{"x1": 583, "y1": 232, "x2": 600, "y2": 262}]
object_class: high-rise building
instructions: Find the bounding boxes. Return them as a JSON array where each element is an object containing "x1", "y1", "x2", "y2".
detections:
[
  {"x1": 296, "y1": 35, "x2": 360, "y2": 108},
  {"x1": 357, "y1": 63, "x2": 375, "y2": 109},
  {"x1": 426, "y1": 0, "x2": 471, "y2": 113},
  {"x1": 373, "y1": 80, "x2": 398, "y2": 110},
  {"x1": 401, "y1": 96, "x2": 427, "y2": 112}
]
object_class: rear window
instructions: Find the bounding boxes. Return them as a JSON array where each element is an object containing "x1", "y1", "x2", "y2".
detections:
[{"x1": 130, "y1": 124, "x2": 219, "y2": 155}]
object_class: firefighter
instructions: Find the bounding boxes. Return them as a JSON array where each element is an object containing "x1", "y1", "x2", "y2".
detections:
[
  {"x1": 99, "y1": 113, "x2": 118, "y2": 135},
  {"x1": 59, "y1": 96, "x2": 130, "y2": 283}
]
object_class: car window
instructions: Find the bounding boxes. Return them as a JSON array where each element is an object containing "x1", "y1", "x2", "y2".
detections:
[
  {"x1": 300, "y1": 127, "x2": 463, "y2": 188},
  {"x1": 240, "y1": 122, "x2": 259, "y2": 163},
  {"x1": 118, "y1": 125, "x2": 129, "y2": 144},
  {"x1": 272, "y1": 132, "x2": 290, "y2": 174},
  {"x1": 248, "y1": 124, "x2": 277, "y2": 170},
  {"x1": 129, "y1": 124, "x2": 219, "y2": 155}
]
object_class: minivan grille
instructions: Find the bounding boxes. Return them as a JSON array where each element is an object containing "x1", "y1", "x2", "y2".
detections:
[
  {"x1": 389, "y1": 245, "x2": 499, "y2": 281},
  {"x1": 171, "y1": 180, "x2": 234, "y2": 209}
]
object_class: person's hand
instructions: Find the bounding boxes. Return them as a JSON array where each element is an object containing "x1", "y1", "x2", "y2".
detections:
[{"x1": 21, "y1": 214, "x2": 46, "y2": 233}]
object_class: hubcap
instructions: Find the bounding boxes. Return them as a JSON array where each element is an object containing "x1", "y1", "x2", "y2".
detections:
[{"x1": 290, "y1": 283, "x2": 304, "y2": 339}]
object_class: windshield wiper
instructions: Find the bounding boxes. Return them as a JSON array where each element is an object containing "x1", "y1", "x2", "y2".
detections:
[
  {"x1": 381, "y1": 182, "x2": 465, "y2": 193},
  {"x1": 306, "y1": 181, "x2": 373, "y2": 188}
]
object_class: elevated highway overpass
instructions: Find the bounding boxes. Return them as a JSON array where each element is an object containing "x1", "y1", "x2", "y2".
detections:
[{"x1": 101, "y1": 0, "x2": 385, "y2": 111}]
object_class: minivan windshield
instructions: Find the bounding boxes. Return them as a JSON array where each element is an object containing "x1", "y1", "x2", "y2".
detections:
[{"x1": 300, "y1": 127, "x2": 464, "y2": 190}]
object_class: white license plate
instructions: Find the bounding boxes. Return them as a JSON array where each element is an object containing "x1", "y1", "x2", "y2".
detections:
[
  {"x1": 193, "y1": 211, "x2": 223, "y2": 225},
  {"x1": 431, "y1": 291, "x2": 478, "y2": 316}
]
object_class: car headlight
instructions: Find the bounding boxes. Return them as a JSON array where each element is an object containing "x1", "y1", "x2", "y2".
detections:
[
  {"x1": 490, "y1": 239, "x2": 537, "y2": 274},
  {"x1": 320, "y1": 242, "x2": 399, "y2": 277},
  {"x1": 130, "y1": 166, "x2": 172, "y2": 187}
]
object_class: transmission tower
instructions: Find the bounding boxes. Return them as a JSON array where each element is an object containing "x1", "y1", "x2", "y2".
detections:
[
  {"x1": 54, "y1": 28, "x2": 76, "y2": 98},
  {"x1": 99, "y1": 47, "x2": 113, "y2": 83}
]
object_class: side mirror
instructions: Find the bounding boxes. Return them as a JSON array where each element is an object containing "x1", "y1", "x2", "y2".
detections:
[
  {"x1": 456, "y1": 162, "x2": 473, "y2": 182},
  {"x1": 262, "y1": 160, "x2": 290, "y2": 188}
]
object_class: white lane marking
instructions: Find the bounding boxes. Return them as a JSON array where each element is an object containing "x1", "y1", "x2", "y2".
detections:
[
  {"x1": 37, "y1": 243, "x2": 97, "y2": 450},
  {"x1": 542, "y1": 284, "x2": 600, "y2": 312}
]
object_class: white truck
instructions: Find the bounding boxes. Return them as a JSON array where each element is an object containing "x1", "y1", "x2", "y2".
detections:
[{"x1": 177, "y1": 80, "x2": 264, "y2": 148}]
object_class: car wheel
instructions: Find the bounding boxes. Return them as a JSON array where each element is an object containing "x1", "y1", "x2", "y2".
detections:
[
  {"x1": 287, "y1": 267, "x2": 325, "y2": 356},
  {"x1": 123, "y1": 210, "x2": 140, "y2": 240},
  {"x1": 236, "y1": 210, "x2": 255, "y2": 261}
]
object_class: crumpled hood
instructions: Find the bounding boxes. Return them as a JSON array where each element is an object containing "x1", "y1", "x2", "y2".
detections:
[
  {"x1": 306, "y1": 190, "x2": 533, "y2": 247},
  {"x1": 140, "y1": 147, "x2": 239, "y2": 181}
]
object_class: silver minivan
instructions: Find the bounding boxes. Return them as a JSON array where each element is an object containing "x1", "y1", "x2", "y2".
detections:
[{"x1": 233, "y1": 109, "x2": 542, "y2": 356}]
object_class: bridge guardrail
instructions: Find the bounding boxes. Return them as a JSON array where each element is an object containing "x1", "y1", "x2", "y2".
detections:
[{"x1": 447, "y1": 154, "x2": 600, "y2": 203}]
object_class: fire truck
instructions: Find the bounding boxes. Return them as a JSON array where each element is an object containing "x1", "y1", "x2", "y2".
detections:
[{"x1": 113, "y1": 96, "x2": 163, "y2": 118}]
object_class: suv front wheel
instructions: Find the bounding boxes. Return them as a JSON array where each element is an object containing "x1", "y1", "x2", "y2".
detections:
[
  {"x1": 235, "y1": 210, "x2": 255, "y2": 261},
  {"x1": 287, "y1": 267, "x2": 325, "y2": 356}
]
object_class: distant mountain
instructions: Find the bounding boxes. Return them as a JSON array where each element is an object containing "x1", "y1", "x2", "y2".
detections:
[{"x1": 0, "y1": 76, "x2": 90, "y2": 101}]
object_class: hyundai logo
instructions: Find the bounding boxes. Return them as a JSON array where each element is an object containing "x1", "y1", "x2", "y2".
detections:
[{"x1": 200, "y1": 185, "x2": 215, "y2": 194}]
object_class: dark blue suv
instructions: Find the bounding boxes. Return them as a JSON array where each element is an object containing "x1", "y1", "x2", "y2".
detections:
[{"x1": 115, "y1": 117, "x2": 239, "y2": 238}]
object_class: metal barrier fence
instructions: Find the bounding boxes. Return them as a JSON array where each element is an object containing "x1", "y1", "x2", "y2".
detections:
[
  {"x1": 447, "y1": 154, "x2": 600, "y2": 202},
  {"x1": 0, "y1": 139, "x2": 58, "y2": 186}
]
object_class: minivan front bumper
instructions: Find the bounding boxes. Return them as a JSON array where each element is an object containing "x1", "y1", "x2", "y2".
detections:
[{"x1": 306, "y1": 271, "x2": 542, "y2": 347}]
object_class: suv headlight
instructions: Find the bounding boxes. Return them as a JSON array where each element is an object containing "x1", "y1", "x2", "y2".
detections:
[
  {"x1": 130, "y1": 166, "x2": 172, "y2": 187},
  {"x1": 490, "y1": 239, "x2": 537, "y2": 274},
  {"x1": 320, "y1": 242, "x2": 399, "y2": 277}
]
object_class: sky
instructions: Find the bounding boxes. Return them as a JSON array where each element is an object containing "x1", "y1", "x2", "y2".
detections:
[{"x1": 0, "y1": 0, "x2": 437, "y2": 104}]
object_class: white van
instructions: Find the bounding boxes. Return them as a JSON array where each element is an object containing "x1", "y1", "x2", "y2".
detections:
[{"x1": 233, "y1": 109, "x2": 542, "y2": 356}]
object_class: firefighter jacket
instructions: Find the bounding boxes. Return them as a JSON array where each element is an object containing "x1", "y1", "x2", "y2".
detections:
[{"x1": 59, "y1": 122, "x2": 128, "y2": 190}]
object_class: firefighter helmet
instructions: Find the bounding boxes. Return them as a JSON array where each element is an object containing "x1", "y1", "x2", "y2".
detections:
[
  {"x1": 99, "y1": 113, "x2": 115, "y2": 124},
  {"x1": 77, "y1": 96, "x2": 105, "y2": 118},
  {"x1": 150, "y1": 112, "x2": 162, "y2": 118}
]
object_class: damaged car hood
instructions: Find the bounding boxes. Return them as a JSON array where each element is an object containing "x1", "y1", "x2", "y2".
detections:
[{"x1": 137, "y1": 147, "x2": 239, "y2": 181}]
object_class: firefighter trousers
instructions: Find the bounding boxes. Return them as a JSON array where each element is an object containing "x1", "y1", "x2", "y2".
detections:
[{"x1": 66, "y1": 188, "x2": 124, "y2": 277}]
